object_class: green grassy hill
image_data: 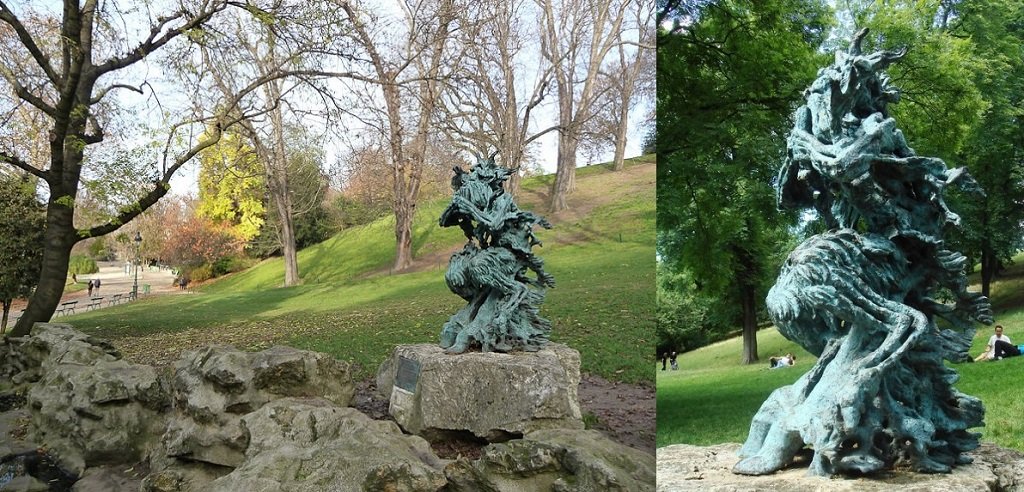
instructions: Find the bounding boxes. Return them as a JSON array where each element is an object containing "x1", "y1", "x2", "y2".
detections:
[
  {"x1": 657, "y1": 256, "x2": 1024, "y2": 451},
  {"x1": 204, "y1": 155, "x2": 655, "y2": 293},
  {"x1": 65, "y1": 156, "x2": 656, "y2": 384}
]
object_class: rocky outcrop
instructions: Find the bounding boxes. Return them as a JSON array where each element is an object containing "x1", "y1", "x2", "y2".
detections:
[
  {"x1": 445, "y1": 428, "x2": 655, "y2": 491},
  {"x1": 2, "y1": 324, "x2": 355, "y2": 484},
  {"x1": 21, "y1": 325, "x2": 169, "y2": 473},
  {"x1": 657, "y1": 442, "x2": 1024, "y2": 491},
  {"x1": 204, "y1": 398, "x2": 447, "y2": 491},
  {"x1": 160, "y1": 345, "x2": 354, "y2": 468},
  {"x1": 0, "y1": 325, "x2": 655, "y2": 492},
  {"x1": 377, "y1": 343, "x2": 584, "y2": 441}
]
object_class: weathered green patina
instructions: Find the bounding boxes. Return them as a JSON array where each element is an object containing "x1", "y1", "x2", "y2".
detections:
[
  {"x1": 734, "y1": 29, "x2": 993, "y2": 477},
  {"x1": 438, "y1": 158, "x2": 555, "y2": 354}
]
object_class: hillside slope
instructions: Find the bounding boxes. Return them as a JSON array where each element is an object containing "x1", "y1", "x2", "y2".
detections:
[{"x1": 205, "y1": 155, "x2": 655, "y2": 293}]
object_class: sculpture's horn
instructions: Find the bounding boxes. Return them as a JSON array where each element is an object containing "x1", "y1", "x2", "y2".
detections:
[
  {"x1": 850, "y1": 28, "x2": 869, "y2": 54},
  {"x1": 886, "y1": 46, "x2": 908, "y2": 63}
]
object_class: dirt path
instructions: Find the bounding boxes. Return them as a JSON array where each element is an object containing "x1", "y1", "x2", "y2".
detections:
[{"x1": 577, "y1": 374, "x2": 655, "y2": 454}]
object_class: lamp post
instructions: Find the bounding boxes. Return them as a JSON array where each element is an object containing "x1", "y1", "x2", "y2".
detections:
[{"x1": 132, "y1": 232, "x2": 142, "y2": 300}]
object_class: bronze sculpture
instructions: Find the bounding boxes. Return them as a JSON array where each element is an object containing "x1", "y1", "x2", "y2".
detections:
[
  {"x1": 438, "y1": 158, "x2": 555, "y2": 354},
  {"x1": 735, "y1": 29, "x2": 992, "y2": 477}
]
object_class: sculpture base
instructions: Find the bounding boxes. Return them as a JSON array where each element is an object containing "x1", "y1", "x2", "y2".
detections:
[
  {"x1": 376, "y1": 343, "x2": 583, "y2": 441},
  {"x1": 657, "y1": 443, "x2": 1024, "y2": 491}
]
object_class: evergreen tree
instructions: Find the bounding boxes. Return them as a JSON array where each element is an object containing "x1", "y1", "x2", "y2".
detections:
[{"x1": 0, "y1": 175, "x2": 45, "y2": 332}]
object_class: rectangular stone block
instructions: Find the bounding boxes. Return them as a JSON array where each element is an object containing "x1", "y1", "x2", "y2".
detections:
[{"x1": 378, "y1": 343, "x2": 583, "y2": 441}]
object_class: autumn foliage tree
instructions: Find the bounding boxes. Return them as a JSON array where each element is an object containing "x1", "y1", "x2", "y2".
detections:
[
  {"x1": 197, "y1": 132, "x2": 266, "y2": 242},
  {"x1": 160, "y1": 215, "x2": 243, "y2": 279}
]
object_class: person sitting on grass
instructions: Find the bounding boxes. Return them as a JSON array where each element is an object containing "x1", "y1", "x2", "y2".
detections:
[
  {"x1": 992, "y1": 339, "x2": 1022, "y2": 360},
  {"x1": 768, "y1": 353, "x2": 795, "y2": 369},
  {"x1": 976, "y1": 325, "x2": 1012, "y2": 361}
]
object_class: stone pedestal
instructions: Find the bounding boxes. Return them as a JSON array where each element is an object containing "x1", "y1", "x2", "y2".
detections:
[{"x1": 376, "y1": 343, "x2": 584, "y2": 440}]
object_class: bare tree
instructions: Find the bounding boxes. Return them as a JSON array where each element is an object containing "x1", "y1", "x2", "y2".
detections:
[
  {"x1": 606, "y1": 0, "x2": 654, "y2": 171},
  {"x1": 442, "y1": 0, "x2": 559, "y2": 195},
  {"x1": 0, "y1": 0, "x2": 298, "y2": 335},
  {"x1": 339, "y1": 0, "x2": 463, "y2": 271},
  {"x1": 193, "y1": 2, "x2": 356, "y2": 286},
  {"x1": 537, "y1": 0, "x2": 632, "y2": 211}
]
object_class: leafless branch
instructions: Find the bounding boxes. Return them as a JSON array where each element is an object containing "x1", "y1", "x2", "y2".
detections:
[{"x1": 89, "y1": 83, "x2": 144, "y2": 104}]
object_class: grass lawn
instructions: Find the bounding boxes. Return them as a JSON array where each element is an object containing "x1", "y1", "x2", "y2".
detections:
[
  {"x1": 657, "y1": 258, "x2": 1024, "y2": 452},
  {"x1": 63, "y1": 157, "x2": 656, "y2": 385},
  {"x1": 65, "y1": 279, "x2": 86, "y2": 293}
]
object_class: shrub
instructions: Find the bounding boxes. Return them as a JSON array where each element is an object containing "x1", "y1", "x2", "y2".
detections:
[
  {"x1": 68, "y1": 255, "x2": 99, "y2": 275},
  {"x1": 211, "y1": 255, "x2": 254, "y2": 277},
  {"x1": 188, "y1": 264, "x2": 214, "y2": 283}
]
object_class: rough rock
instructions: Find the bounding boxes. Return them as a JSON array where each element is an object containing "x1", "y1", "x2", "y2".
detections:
[
  {"x1": 0, "y1": 476, "x2": 48, "y2": 491},
  {"x1": 71, "y1": 465, "x2": 146, "y2": 492},
  {"x1": 0, "y1": 408, "x2": 36, "y2": 458},
  {"x1": 378, "y1": 343, "x2": 583, "y2": 440},
  {"x1": 204, "y1": 398, "x2": 447, "y2": 491},
  {"x1": 20, "y1": 325, "x2": 169, "y2": 473},
  {"x1": 3, "y1": 325, "x2": 650, "y2": 492},
  {"x1": 445, "y1": 428, "x2": 655, "y2": 491},
  {"x1": 657, "y1": 442, "x2": 1024, "y2": 491},
  {"x1": 159, "y1": 345, "x2": 354, "y2": 468},
  {"x1": 140, "y1": 459, "x2": 232, "y2": 492},
  {"x1": 0, "y1": 324, "x2": 121, "y2": 388}
]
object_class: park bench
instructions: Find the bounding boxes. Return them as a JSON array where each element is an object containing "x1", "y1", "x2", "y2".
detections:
[
  {"x1": 87, "y1": 297, "x2": 103, "y2": 311},
  {"x1": 54, "y1": 300, "x2": 78, "y2": 316},
  {"x1": 108, "y1": 293, "x2": 123, "y2": 306}
]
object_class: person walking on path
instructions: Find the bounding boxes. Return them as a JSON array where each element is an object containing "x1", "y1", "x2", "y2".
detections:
[
  {"x1": 94, "y1": 278, "x2": 101, "y2": 294},
  {"x1": 87, "y1": 279, "x2": 94, "y2": 297}
]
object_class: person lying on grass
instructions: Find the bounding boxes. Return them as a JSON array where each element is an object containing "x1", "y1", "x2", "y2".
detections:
[{"x1": 768, "y1": 353, "x2": 795, "y2": 369}]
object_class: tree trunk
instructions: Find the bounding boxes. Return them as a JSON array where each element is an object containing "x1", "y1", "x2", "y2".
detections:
[
  {"x1": 507, "y1": 171, "x2": 522, "y2": 196},
  {"x1": 266, "y1": 79, "x2": 299, "y2": 287},
  {"x1": 612, "y1": 112, "x2": 629, "y2": 171},
  {"x1": 741, "y1": 285, "x2": 759, "y2": 364},
  {"x1": 1, "y1": 300, "x2": 10, "y2": 334},
  {"x1": 13, "y1": 95, "x2": 88, "y2": 335},
  {"x1": 550, "y1": 130, "x2": 577, "y2": 212},
  {"x1": 267, "y1": 161, "x2": 298, "y2": 286},
  {"x1": 278, "y1": 196, "x2": 299, "y2": 285},
  {"x1": 980, "y1": 241, "x2": 994, "y2": 298},
  {"x1": 612, "y1": 70, "x2": 633, "y2": 172},
  {"x1": 977, "y1": 203, "x2": 992, "y2": 298},
  {"x1": 394, "y1": 202, "x2": 414, "y2": 270},
  {"x1": 11, "y1": 213, "x2": 75, "y2": 336}
]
